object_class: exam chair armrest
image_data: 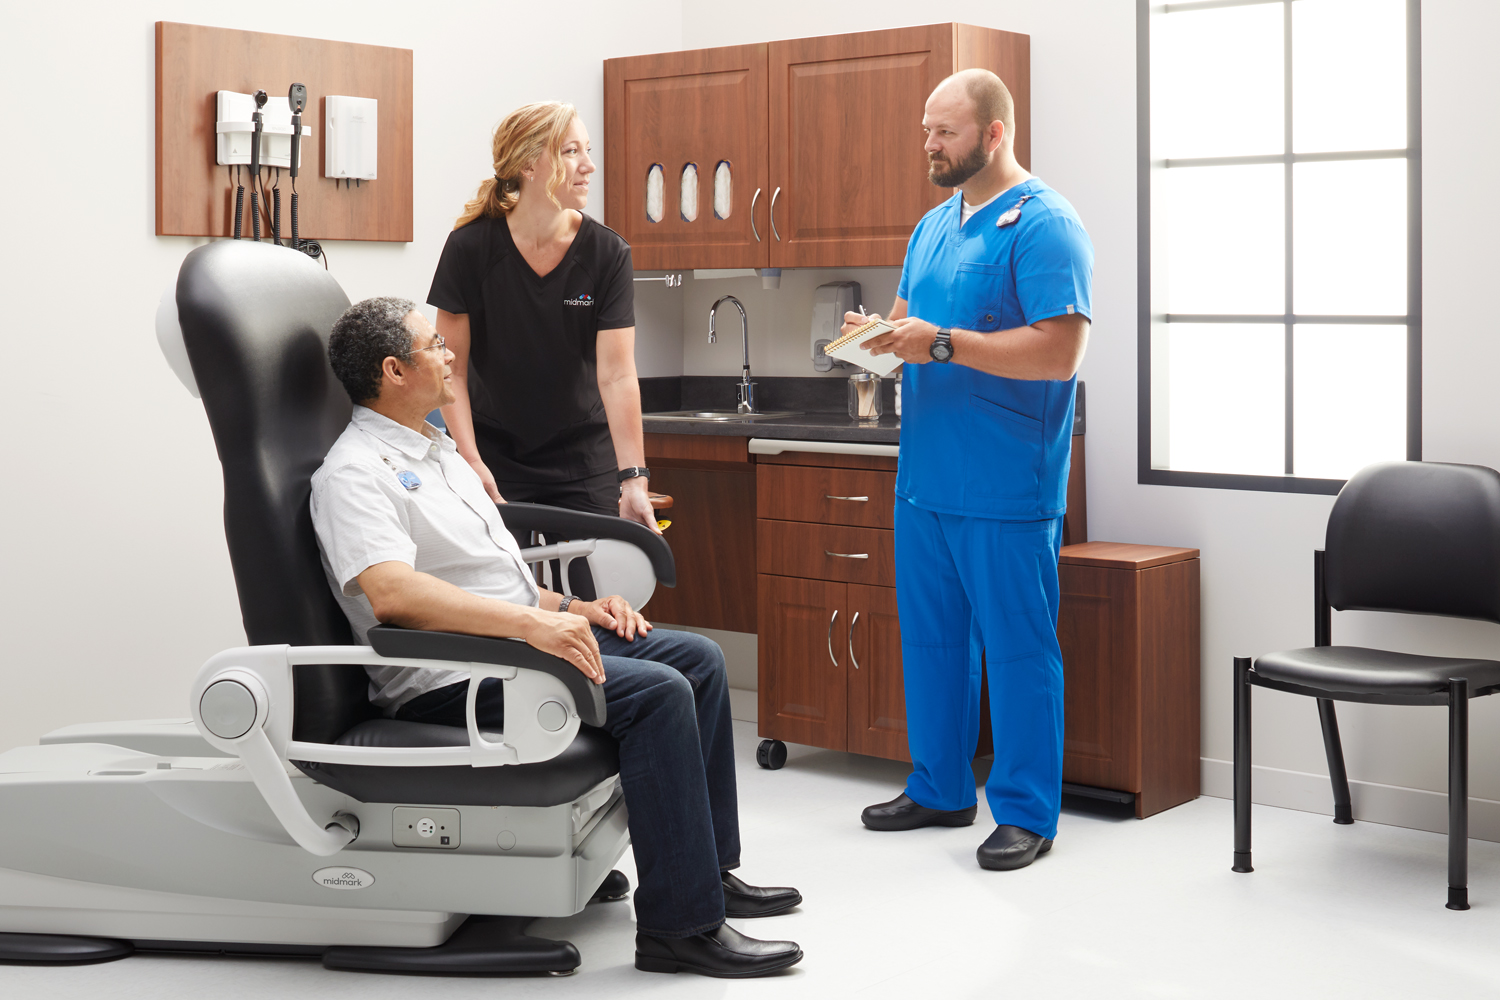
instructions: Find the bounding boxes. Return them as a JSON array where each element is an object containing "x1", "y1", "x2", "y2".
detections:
[
  {"x1": 497, "y1": 501, "x2": 676, "y2": 587},
  {"x1": 367, "y1": 624, "x2": 607, "y2": 727}
]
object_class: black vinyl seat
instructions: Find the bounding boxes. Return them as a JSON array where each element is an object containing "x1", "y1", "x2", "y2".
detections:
[
  {"x1": 1252, "y1": 646, "x2": 1500, "y2": 706},
  {"x1": 175, "y1": 240, "x2": 625, "y2": 810},
  {"x1": 1233, "y1": 460, "x2": 1500, "y2": 911}
]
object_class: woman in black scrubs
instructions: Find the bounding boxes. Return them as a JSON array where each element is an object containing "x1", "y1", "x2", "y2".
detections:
[{"x1": 430, "y1": 102, "x2": 657, "y2": 529}]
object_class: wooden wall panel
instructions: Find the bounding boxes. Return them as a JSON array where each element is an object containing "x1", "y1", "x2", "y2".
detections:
[{"x1": 156, "y1": 22, "x2": 413, "y2": 241}]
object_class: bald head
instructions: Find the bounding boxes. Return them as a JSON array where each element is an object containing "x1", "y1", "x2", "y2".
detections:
[{"x1": 934, "y1": 69, "x2": 1015, "y2": 148}]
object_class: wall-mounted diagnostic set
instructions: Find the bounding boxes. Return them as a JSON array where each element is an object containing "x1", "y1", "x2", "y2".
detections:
[{"x1": 215, "y1": 84, "x2": 323, "y2": 258}]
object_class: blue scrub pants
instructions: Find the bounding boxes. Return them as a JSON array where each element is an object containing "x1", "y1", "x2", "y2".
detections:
[{"x1": 894, "y1": 499, "x2": 1065, "y2": 840}]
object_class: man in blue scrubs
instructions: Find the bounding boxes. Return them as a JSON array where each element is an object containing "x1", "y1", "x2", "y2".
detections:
[{"x1": 849, "y1": 69, "x2": 1093, "y2": 871}]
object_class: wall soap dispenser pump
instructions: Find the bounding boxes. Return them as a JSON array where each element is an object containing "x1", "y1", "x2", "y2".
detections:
[
  {"x1": 811, "y1": 281, "x2": 862, "y2": 372},
  {"x1": 325, "y1": 95, "x2": 379, "y2": 181}
]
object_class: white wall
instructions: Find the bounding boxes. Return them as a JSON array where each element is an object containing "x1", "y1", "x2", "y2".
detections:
[{"x1": 0, "y1": 0, "x2": 680, "y2": 750}]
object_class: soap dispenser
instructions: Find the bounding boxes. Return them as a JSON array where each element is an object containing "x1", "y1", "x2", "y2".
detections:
[{"x1": 811, "y1": 282, "x2": 862, "y2": 372}]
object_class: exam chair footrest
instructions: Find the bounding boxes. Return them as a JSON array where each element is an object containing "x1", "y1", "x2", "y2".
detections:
[{"x1": 321, "y1": 915, "x2": 580, "y2": 975}]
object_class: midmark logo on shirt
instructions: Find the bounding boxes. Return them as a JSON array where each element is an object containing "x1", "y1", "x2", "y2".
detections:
[{"x1": 564, "y1": 293, "x2": 594, "y2": 307}]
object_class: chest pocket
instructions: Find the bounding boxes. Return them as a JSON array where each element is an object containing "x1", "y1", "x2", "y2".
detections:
[{"x1": 953, "y1": 261, "x2": 1011, "y2": 332}]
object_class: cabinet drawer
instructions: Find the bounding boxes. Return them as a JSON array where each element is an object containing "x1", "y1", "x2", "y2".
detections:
[
  {"x1": 757, "y1": 464, "x2": 896, "y2": 528},
  {"x1": 758, "y1": 519, "x2": 895, "y2": 586}
]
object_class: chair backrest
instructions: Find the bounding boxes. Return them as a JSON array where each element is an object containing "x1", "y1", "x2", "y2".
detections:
[
  {"x1": 175, "y1": 240, "x2": 373, "y2": 741},
  {"x1": 1325, "y1": 461, "x2": 1500, "y2": 623}
]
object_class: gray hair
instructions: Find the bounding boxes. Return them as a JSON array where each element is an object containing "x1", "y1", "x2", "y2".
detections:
[{"x1": 328, "y1": 296, "x2": 418, "y2": 404}]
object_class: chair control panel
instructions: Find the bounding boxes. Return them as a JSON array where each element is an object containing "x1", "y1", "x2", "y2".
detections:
[{"x1": 392, "y1": 806, "x2": 461, "y2": 849}]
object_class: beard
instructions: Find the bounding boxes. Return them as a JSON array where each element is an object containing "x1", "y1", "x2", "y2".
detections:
[{"x1": 927, "y1": 138, "x2": 989, "y2": 188}]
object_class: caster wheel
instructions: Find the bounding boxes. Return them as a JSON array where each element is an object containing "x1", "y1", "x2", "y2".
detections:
[{"x1": 757, "y1": 739, "x2": 788, "y2": 770}]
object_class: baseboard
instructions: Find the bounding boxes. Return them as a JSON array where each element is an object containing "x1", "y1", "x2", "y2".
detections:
[
  {"x1": 1201, "y1": 757, "x2": 1500, "y2": 843},
  {"x1": 729, "y1": 688, "x2": 758, "y2": 725}
]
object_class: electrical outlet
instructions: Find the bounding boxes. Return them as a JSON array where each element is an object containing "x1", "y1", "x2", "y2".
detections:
[{"x1": 392, "y1": 806, "x2": 461, "y2": 849}]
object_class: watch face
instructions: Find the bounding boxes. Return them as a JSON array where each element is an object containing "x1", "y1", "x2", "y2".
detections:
[{"x1": 931, "y1": 339, "x2": 954, "y2": 362}]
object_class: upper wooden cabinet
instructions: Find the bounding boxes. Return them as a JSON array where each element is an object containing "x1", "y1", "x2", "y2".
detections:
[
  {"x1": 604, "y1": 44, "x2": 769, "y2": 270},
  {"x1": 604, "y1": 23, "x2": 1030, "y2": 270}
]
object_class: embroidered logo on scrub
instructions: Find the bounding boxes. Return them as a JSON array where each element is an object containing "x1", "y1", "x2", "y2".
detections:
[{"x1": 563, "y1": 293, "x2": 594, "y2": 307}]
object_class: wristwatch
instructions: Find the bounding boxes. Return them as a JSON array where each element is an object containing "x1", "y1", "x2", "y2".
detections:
[
  {"x1": 617, "y1": 466, "x2": 651, "y2": 483},
  {"x1": 929, "y1": 328, "x2": 954, "y2": 363},
  {"x1": 558, "y1": 595, "x2": 577, "y2": 615}
]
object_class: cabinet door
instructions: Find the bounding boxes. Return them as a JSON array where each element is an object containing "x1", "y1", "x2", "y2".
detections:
[
  {"x1": 758, "y1": 575, "x2": 847, "y2": 750},
  {"x1": 846, "y1": 584, "x2": 909, "y2": 761},
  {"x1": 644, "y1": 466, "x2": 757, "y2": 633},
  {"x1": 1057, "y1": 563, "x2": 1140, "y2": 792},
  {"x1": 767, "y1": 25, "x2": 955, "y2": 267},
  {"x1": 604, "y1": 44, "x2": 769, "y2": 270}
]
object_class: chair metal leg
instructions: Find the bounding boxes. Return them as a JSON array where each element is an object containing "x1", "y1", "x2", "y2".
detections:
[
  {"x1": 1233, "y1": 657, "x2": 1254, "y2": 873},
  {"x1": 1448, "y1": 677, "x2": 1470, "y2": 911},
  {"x1": 1316, "y1": 699, "x2": 1354, "y2": 824}
]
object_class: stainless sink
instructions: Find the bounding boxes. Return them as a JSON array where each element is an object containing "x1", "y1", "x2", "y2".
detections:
[{"x1": 646, "y1": 409, "x2": 803, "y2": 422}]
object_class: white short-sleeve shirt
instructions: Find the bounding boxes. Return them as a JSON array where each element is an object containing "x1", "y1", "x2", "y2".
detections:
[{"x1": 310, "y1": 406, "x2": 541, "y2": 712}]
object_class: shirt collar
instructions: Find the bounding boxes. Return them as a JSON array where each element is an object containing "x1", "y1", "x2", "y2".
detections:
[
  {"x1": 951, "y1": 177, "x2": 1042, "y2": 222},
  {"x1": 351, "y1": 405, "x2": 451, "y2": 461}
]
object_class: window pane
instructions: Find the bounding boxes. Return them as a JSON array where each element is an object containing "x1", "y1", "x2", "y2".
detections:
[
  {"x1": 1153, "y1": 5, "x2": 1283, "y2": 159},
  {"x1": 1166, "y1": 164, "x2": 1283, "y2": 315},
  {"x1": 1293, "y1": 159, "x2": 1406, "y2": 315},
  {"x1": 1165, "y1": 324, "x2": 1285, "y2": 475},
  {"x1": 1293, "y1": 325, "x2": 1406, "y2": 479},
  {"x1": 1293, "y1": 0, "x2": 1406, "y2": 154}
]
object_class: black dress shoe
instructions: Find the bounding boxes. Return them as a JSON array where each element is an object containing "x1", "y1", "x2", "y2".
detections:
[
  {"x1": 976, "y1": 824, "x2": 1053, "y2": 870},
  {"x1": 722, "y1": 871, "x2": 802, "y2": 918},
  {"x1": 861, "y1": 793, "x2": 977, "y2": 831},
  {"x1": 635, "y1": 923, "x2": 803, "y2": 978}
]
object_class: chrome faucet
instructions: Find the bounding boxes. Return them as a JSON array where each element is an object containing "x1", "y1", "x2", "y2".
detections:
[{"x1": 709, "y1": 295, "x2": 756, "y2": 413}]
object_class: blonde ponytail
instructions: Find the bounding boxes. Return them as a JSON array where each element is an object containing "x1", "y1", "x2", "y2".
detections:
[{"x1": 454, "y1": 102, "x2": 578, "y2": 230}]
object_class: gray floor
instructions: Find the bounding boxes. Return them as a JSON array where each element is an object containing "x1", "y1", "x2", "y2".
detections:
[{"x1": 6, "y1": 720, "x2": 1499, "y2": 998}]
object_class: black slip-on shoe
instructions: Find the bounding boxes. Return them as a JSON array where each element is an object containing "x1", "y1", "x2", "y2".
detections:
[
  {"x1": 635, "y1": 923, "x2": 803, "y2": 978},
  {"x1": 722, "y1": 871, "x2": 802, "y2": 918},
  {"x1": 861, "y1": 793, "x2": 978, "y2": 831},
  {"x1": 976, "y1": 824, "x2": 1054, "y2": 871}
]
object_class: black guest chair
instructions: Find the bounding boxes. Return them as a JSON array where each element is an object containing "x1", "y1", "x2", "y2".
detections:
[{"x1": 1234, "y1": 461, "x2": 1500, "y2": 910}]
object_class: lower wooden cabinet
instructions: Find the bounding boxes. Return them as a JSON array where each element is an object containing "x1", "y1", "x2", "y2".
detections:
[{"x1": 758, "y1": 575, "x2": 907, "y2": 759}]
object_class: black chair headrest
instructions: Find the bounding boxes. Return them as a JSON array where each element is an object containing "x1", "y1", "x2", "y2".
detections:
[{"x1": 1325, "y1": 461, "x2": 1500, "y2": 623}]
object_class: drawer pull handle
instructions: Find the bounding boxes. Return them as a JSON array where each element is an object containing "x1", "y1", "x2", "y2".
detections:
[
  {"x1": 827, "y1": 609, "x2": 839, "y2": 667},
  {"x1": 825, "y1": 495, "x2": 869, "y2": 502},
  {"x1": 848, "y1": 611, "x2": 860, "y2": 670},
  {"x1": 825, "y1": 551, "x2": 869, "y2": 560}
]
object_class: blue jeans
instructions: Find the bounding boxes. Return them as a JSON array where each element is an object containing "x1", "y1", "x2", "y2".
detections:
[
  {"x1": 395, "y1": 625, "x2": 739, "y2": 938},
  {"x1": 894, "y1": 500, "x2": 1066, "y2": 840}
]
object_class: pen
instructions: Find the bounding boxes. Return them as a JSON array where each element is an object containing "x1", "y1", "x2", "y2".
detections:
[{"x1": 859, "y1": 305, "x2": 868, "y2": 318}]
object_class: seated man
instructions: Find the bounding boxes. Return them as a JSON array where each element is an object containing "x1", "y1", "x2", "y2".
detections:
[{"x1": 310, "y1": 297, "x2": 803, "y2": 979}]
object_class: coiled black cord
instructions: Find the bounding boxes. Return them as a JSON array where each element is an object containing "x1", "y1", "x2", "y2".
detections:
[
  {"x1": 272, "y1": 184, "x2": 282, "y2": 245},
  {"x1": 290, "y1": 189, "x2": 300, "y2": 249},
  {"x1": 233, "y1": 172, "x2": 244, "y2": 240}
]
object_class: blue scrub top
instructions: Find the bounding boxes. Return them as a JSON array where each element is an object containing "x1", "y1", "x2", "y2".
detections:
[{"x1": 895, "y1": 178, "x2": 1094, "y2": 520}]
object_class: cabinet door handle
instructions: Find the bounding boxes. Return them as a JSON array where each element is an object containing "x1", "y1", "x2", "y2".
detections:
[
  {"x1": 827, "y1": 608, "x2": 839, "y2": 667},
  {"x1": 825, "y1": 495, "x2": 869, "y2": 502},
  {"x1": 848, "y1": 611, "x2": 860, "y2": 670},
  {"x1": 750, "y1": 187, "x2": 762, "y2": 242},
  {"x1": 825, "y1": 551, "x2": 869, "y2": 560},
  {"x1": 770, "y1": 186, "x2": 782, "y2": 241}
]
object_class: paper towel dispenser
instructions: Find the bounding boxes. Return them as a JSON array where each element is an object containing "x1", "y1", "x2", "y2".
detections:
[{"x1": 812, "y1": 281, "x2": 862, "y2": 372}]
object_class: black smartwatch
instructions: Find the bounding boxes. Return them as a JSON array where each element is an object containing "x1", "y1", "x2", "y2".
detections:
[
  {"x1": 929, "y1": 328, "x2": 954, "y2": 363},
  {"x1": 617, "y1": 466, "x2": 651, "y2": 483}
]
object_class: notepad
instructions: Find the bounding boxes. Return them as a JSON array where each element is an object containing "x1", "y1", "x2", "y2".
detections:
[{"x1": 823, "y1": 319, "x2": 904, "y2": 377}]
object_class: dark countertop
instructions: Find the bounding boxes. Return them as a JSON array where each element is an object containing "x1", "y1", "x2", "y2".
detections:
[{"x1": 643, "y1": 411, "x2": 900, "y2": 443}]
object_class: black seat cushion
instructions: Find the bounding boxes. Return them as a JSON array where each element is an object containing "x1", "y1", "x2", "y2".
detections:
[
  {"x1": 1254, "y1": 646, "x2": 1500, "y2": 706},
  {"x1": 293, "y1": 721, "x2": 619, "y2": 808}
]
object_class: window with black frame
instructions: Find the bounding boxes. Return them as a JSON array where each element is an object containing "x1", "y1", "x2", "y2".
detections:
[{"x1": 1138, "y1": 0, "x2": 1420, "y2": 495}]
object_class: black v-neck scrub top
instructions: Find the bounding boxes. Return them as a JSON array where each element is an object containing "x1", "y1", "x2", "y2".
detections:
[{"x1": 427, "y1": 212, "x2": 635, "y2": 484}]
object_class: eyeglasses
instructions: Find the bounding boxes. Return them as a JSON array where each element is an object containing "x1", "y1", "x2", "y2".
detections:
[{"x1": 401, "y1": 334, "x2": 446, "y2": 360}]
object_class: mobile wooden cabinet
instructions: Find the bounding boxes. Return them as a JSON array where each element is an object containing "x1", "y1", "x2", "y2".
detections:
[
  {"x1": 1057, "y1": 543, "x2": 1201, "y2": 819},
  {"x1": 604, "y1": 23, "x2": 1030, "y2": 270},
  {"x1": 756, "y1": 451, "x2": 910, "y2": 761}
]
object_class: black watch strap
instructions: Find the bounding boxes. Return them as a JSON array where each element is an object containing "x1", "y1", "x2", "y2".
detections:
[{"x1": 617, "y1": 466, "x2": 651, "y2": 483}]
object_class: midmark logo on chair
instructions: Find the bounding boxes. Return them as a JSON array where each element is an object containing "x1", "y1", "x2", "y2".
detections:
[
  {"x1": 563, "y1": 293, "x2": 594, "y2": 307},
  {"x1": 313, "y1": 867, "x2": 375, "y2": 890}
]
